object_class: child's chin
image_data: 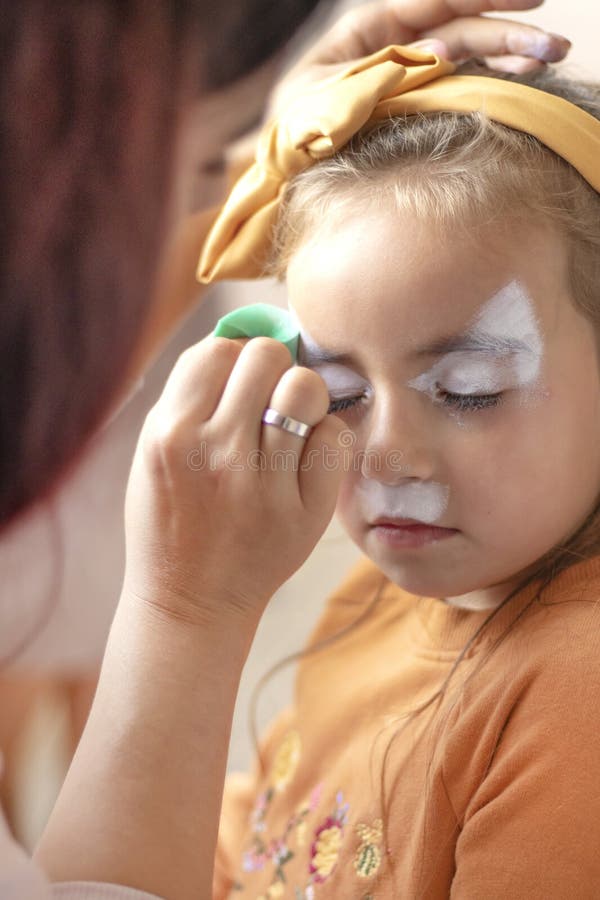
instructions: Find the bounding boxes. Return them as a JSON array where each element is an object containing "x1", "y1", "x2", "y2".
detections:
[
  {"x1": 362, "y1": 543, "x2": 469, "y2": 598},
  {"x1": 364, "y1": 554, "x2": 443, "y2": 597}
]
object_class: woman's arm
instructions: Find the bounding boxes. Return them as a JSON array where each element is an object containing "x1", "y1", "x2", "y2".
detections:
[
  {"x1": 35, "y1": 591, "x2": 261, "y2": 900},
  {"x1": 35, "y1": 331, "x2": 345, "y2": 900}
]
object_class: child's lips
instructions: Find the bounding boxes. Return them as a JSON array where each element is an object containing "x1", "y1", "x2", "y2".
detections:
[
  {"x1": 371, "y1": 516, "x2": 425, "y2": 527},
  {"x1": 369, "y1": 517, "x2": 459, "y2": 549}
]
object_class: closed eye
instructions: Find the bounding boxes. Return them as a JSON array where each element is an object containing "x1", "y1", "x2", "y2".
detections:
[
  {"x1": 327, "y1": 395, "x2": 364, "y2": 415},
  {"x1": 328, "y1": 386, "x2": 504, "y2": 416},
  {"x1": 435, "y1": 385, "x2": 503, "y2": 412}
]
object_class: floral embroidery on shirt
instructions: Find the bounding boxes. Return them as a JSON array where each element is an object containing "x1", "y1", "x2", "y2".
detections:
[
  {"x1": 256, "y1": 882, "x2": 286, "y2": 899},
  {"x1": 243, "y1": 782, "x2": 324, "y2": 880},
  {"x1": 308, "y1": 791, "x2": 350, "y2": 883},
  {"x1": 234, "y1": 730, "x2": 360, "y2": 897},
  {"x1": 251, "y1": 787, "x2": 275, "y2": 835},
  {"x1": 271, "y1": 729, "x2": 302, "y2": 792},
  {"x1": 354, "y1": 819, "x2": 383, "y2": 879},
  {"x1": 294, "y1": 783, "x2": 323, "y2": 849},
  {"x1": 240, "y1": 785, "x2": 350, "y2": 898}
]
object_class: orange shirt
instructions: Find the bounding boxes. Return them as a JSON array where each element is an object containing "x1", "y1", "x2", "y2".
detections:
[{"x1": 214, "y1": 553, "x2": 600, "y2": 899}]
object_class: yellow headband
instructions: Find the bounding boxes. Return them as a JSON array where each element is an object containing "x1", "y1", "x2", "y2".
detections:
[{"x1": 197, "y1": 44, "x2": 600, "y2": 283}]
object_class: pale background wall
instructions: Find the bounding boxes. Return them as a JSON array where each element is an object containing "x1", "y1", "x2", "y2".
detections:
[{"x1": 4, "y1": 0, "x2": 598, "y2": 849}]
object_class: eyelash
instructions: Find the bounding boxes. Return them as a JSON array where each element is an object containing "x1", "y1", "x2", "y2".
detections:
[
  {"x1": 327, "y1": 396, "x2": 365, "y2": 414},
  {"x1": 438, "y1": 389, "x2": 503, "y2": 412},
  {"x1": 327, "y1": 385, "x2": 503, "y2": 416}
]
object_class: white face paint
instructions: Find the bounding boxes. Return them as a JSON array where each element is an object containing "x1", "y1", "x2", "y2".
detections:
[
  {"x1": 289, "y1": 301, "x2": 452, "y2": 526},
  {"x1": 288, "y1": 282, "x2": 542, "y2": 527},
  {"x1": 356, "y1": 479, "x2": 450, "y2": 525},
  {"x1": 308, "y1": 362, "x2": 366, "y2": 395},
  {"x1": 289, "y1": 302, "x2": 369, "y2": 394},
  {"x1": 407, "y1": 279, "x2": 544, "y2": 404}
]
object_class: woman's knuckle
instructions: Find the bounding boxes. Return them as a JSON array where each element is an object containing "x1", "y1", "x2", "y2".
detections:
[
  {"x1": 246, "y1": 336, "x2": 291, "y2": 366},
  {"x1": 176, "y1": 337, "x2": 240, "y2": 369},
  {"x1": 190, "y1": 337, "x2": 241, "y2": 370},
  {"x1": 301, "y1": 366, "x2": 330, "y2": 396},
  {"x1": 142, "y1": 406, "x2": 185, "y2": 465},
  {"x1": 210, "y1": 335, "x2": 244, "y2": 356},
  {"x1": 288, "y1": 367, "x2": 330, "y2": 407}
]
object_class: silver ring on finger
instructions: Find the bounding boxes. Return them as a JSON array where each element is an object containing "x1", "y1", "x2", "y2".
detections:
[{"x1": 261, "y1": 407, "x2": 313, "y2": 440}]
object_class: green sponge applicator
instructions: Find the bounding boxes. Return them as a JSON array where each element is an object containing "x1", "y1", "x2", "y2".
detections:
[{"x1": 212, "y1": 303, "x2": 299, "y2": 362}]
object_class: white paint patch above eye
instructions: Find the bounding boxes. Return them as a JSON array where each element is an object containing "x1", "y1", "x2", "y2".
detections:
[
  {"x1": 408, "y1": 279, "x2": 544, "y2": 401},
  {"x1": 357, "y1": 478, "x2": 450, "y2": 525},
  {"x1": 310, "y1": 363, "x2": 366, "y2": 394},
  {"x1": 472, "y1": 279, "x2": 543, "y2": 385},
  {"x1": 409, "y1": 353, "x2": 510, "y2": 396}
]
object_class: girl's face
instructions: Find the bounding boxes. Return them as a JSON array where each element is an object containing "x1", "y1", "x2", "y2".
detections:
[{"x1": 286, "y1": 203, "x2": 600, "y2": 609}]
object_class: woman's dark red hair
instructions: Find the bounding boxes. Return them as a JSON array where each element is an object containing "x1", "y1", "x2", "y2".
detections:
[{"x1": 0, "y1": 0, "x2": 326, "y2": 533}]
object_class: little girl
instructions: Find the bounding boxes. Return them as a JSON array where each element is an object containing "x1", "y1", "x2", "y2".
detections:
[{"x1": 199, "y1": 47, "x2": 600, "y2": 898}]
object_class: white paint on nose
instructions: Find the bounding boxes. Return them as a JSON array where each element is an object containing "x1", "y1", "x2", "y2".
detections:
[{"x1": 357, "y1": 478, "x2": 450, "y2": 525}]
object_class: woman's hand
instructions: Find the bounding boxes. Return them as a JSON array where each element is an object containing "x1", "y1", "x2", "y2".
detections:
[
  {"x1": 268, "y1": 0, "x2": 572, "y2": 114},
  {"x1": 122, "y1": 336, "x2": 345, "y2": 626},
  {"x1": 41, "y1": 336, "x2": 343, "y2": 896}
]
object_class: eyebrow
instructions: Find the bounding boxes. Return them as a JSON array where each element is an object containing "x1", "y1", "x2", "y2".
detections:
[
  {"x1": 297, "y1": 343, "x2": 357, "y2": 368},
  {"x1": 297, "y1": 330, "x2": 532, "y2": 368},
  {"x1": 413, "y1": 331, "x2": 532, "y2": 358}
]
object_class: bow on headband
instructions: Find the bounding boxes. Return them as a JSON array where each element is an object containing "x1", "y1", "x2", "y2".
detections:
[{"x1": 197, "y1": 44, "x2": 600, "y2": 283}]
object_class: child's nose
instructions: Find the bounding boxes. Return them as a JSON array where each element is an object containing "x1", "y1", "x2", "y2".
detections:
[{"x1": 360, "y1": 393, "x2": 436, "y2": 483}]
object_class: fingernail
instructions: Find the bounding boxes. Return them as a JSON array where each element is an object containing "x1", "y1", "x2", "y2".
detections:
[
  {"x1": 410, "y1": 39, "x2": 448, "y2": 58},
  {"x1": 549, "y1": 33, "x2": 572, "y2": 49},
  {"x1": 507, "y1": 31, "x2": 571, "y2": 62},
  {"x1": 522, "y1": 32, "x2": 571, "y2": 62}
]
